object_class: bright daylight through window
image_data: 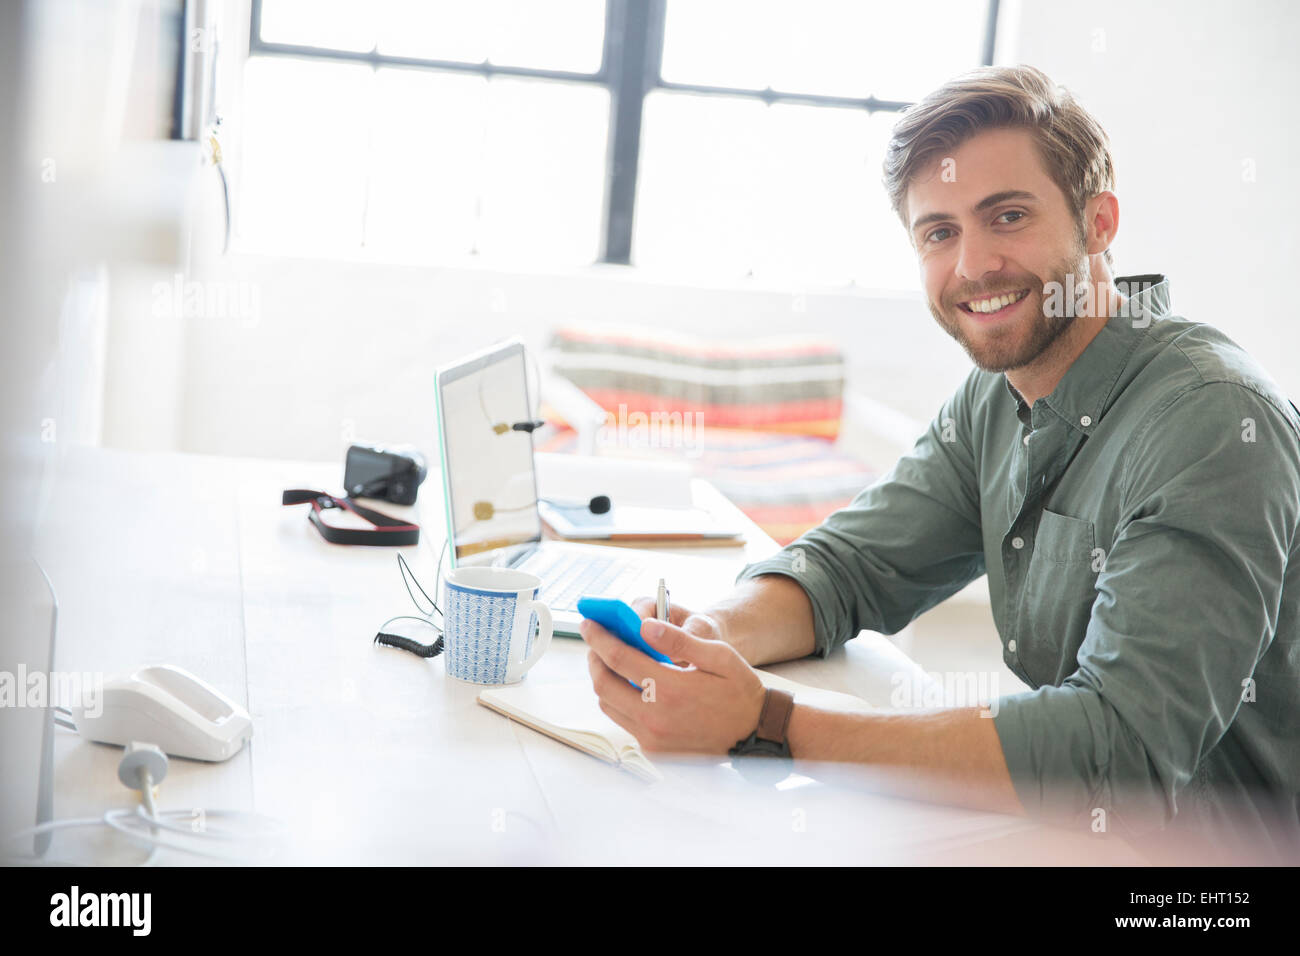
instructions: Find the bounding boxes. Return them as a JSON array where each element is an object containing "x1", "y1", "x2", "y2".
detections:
[{"x1": 238, "y1": 0, "x2": 994, "y2": 290}]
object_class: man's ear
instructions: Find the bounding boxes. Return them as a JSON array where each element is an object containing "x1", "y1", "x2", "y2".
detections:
[{"x1": 1085, "y1": 191, "x2": 1119, "y2": 257}]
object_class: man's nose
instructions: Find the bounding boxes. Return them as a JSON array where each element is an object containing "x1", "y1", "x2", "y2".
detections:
[{"x1": 955, "y1": 231, "x2": 1005, "y2": 282}]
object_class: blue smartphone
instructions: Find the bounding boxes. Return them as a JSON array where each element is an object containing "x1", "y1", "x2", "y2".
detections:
[{"x1": 576, "y1": 596, "x2": 673, "y2": 665}]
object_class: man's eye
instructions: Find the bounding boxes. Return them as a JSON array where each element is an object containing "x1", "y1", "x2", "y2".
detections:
[
  {"x1": 999, "y1": 211, "x2": 1025, "y2": 224},
  {"x1": 926, "y1": 227, "x2": 953, "y2": 243}
]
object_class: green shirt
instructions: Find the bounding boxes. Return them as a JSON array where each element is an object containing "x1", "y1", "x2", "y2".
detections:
[{"x1": 738, "y1": 275, "x2": 1300, "y2": 851}]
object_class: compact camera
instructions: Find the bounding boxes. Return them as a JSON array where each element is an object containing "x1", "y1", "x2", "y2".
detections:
[{"x1": 343, "y1": 443, "x2": 427, "y2": 506}]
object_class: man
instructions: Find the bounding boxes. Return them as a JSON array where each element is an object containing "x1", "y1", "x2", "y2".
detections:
[{"x1": 580, "y1": 65, "x2": 1300, "y2": 855}]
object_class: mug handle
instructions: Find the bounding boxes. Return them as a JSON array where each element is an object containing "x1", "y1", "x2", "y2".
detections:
[{"x1": 517, "y1": 600, "x2": 553, "y2": 675}]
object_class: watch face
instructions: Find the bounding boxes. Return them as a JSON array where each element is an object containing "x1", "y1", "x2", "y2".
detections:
[{"x1": 730, "y1": 733, "x2": 791, "y2": 760}]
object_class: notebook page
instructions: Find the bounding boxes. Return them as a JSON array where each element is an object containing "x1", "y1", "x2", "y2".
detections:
[{"x1": 480, "y1": 680, "x2": 649, "y2": 766}]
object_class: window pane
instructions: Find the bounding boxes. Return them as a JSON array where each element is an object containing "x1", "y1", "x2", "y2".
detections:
[
  {"x1": 661, "y1": 0, "x2": 988, "y2": 102},
  {"x1": 366, "y1": 71, "x2": 609, "y2": 266},
  {"x1": 660, "y1": 1, "x2": 770, "y2": 90},
  {"x1": 475, "y1": 78, "x2": 609, "y2": 265},
  {"x1": 238, "y1": 57, "x2": 373, "y2": 252},
  {"x1": 375, "y1": 0, "x2": 606, "y2": 73},
  {"x1": 262, "y1": 0, "x2": 606, "y2": 73},
  {"x1": 634, "y1": 93, "x2": 767, "y2": 279},
  {"x1": 374, "y1": 0, "x2": 490, "y2": 63},
  {"x1": 259, "y1": 0, "x2": 376, "y2": 52},
  {"x1": 240, "y1": 60, "x2": 607, "y2": 267},
  {"x1": 633, "y1": 91, "x2": 919, "y2": 290},
  {"x1": 483, "y1": 0, "x2": 604, "y2": 73},
  {"x1": 365, "y1": 70, "x2": 489, "y2": 260}
]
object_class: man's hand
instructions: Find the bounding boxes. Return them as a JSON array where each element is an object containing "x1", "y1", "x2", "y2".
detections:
[
  {"x1": 580, "y1": 602, "x2": 766, "y2": 755},
  {"x1": 626, "y1": 596, "x2": 729, "y2": 656},
  {"x1": 580, "y1": 594, "x2": 1024, "y2": 816},
  {"x1": 632, "y1": 576, "x2": 816, "y2": 667}
]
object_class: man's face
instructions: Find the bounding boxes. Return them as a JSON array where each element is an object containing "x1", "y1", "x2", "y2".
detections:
[{"x1": 905, "y1": 127, "x2": 1090, "y2": 373}]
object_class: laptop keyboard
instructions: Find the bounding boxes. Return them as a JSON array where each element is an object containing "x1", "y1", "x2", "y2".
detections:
[{"x1": 523, "y1": 551, "x2": 644, "y2": 612}]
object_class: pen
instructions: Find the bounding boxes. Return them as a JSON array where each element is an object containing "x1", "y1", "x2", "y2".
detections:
[{"x1": 655, "y1": 578, "x2": 686, "y2": 667}]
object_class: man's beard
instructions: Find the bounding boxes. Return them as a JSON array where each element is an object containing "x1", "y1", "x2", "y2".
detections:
[{"x1": 929, "y1": 243, "x2": 1091, "y2": 374}]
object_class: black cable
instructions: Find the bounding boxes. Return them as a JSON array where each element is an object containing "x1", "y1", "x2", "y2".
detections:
[
  {"x1": 397, "y1": 551, "x2": 439, "y2": 619},
  {"x1": 435, "y1": 534, "x2": 449, "y2": 607},
  {"x1": 373, "y1": 539, "x2": 449, "y2": 658},
  {"x1": 374, "y1": 623, "x2": 443, "y2": 658},
  {"x1": 479, "y1": 344, "x2": 546, "y2": 436}
]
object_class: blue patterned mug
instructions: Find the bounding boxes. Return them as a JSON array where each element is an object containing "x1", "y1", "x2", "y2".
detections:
[{"x1": 442, "y1": 567, "x2": 553, "y2": 685}]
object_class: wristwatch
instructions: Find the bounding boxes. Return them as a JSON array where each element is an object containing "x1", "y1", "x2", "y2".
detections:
[{"x1": 729, "y1": 688, "x2": 795, "y2": 759}]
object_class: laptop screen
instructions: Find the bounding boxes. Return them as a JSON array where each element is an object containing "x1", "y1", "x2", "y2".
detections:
[{"x1": 436, "y1": 340, "x2": 543, "y2": 562}]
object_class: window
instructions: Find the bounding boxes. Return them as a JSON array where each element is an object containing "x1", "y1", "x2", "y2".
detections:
[{"x1": 240, "y1": 0, "x2": 997, "y2": 287}]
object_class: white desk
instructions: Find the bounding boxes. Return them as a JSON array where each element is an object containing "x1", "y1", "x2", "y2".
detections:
[{"x1": 31, "y1": 446, "x2": 1144, "y2": 865}]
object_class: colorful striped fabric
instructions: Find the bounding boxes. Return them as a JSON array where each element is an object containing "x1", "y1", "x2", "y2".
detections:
[{"x1": 546, "y1": 324, "x2": 846, "y2": 439}]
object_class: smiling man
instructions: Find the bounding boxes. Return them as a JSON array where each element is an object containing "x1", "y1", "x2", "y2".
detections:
[{"x1": 580, "y1": 65, "x2": 1300, "y2": 856}]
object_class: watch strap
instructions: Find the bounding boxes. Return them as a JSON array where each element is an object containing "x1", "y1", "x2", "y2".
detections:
[
  {"x1": 728, "y1": 688, "x2": 795, "y2": 759},
  {"x1": 755, "y1": 688, "x2": 795, "y2": 744}
]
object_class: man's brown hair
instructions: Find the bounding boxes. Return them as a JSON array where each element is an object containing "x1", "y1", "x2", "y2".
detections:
[{"x1": 882, "y1": 64, "x2": 1116, "y2": 267}]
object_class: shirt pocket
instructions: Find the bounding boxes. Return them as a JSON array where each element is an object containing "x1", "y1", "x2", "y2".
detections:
[{"x1": 1017, "y1": 509, "x2": 1099, "y2": 686}]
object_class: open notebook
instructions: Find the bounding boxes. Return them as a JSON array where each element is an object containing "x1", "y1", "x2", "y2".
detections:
[{"x1": 477, "y1": 670, "x2": 875, "y2": 782}]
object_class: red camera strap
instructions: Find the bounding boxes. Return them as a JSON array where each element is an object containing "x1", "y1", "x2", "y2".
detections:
[{"x1": 281, "y1": 489, "x2": 420, "y2": 547}]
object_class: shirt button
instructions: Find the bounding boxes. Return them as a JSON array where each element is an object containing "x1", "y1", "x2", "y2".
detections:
[
  {"x1": 1080, "y1": 415, "x2": 1093, "y2": 427},
  {"x1": 1008, "y1": 639, "x2": 1017, "y2": 653},
  {"x1": 1011, "y1": 536, "x2": 1025, "y2": 549}
]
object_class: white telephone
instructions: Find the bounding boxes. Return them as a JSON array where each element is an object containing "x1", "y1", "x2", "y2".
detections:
[{"x1": 72, "y1": 664, "x2": 252, "y2": 762}]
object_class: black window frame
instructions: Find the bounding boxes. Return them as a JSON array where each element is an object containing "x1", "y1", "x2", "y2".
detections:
[{"x1": 247, "y1": 0, "x2": 998, "y2": 265}]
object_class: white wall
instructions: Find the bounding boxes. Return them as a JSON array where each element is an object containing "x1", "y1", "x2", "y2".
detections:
[
  {"x1": 167, "y1": 252, "x2": 963, "y2": 462},
  {"x1": 1004, "y1": 0, "x2": 1300, "y2": 396},
  {"x1": 97, "y1": 0, "x2": 1300, "y2": 462}
]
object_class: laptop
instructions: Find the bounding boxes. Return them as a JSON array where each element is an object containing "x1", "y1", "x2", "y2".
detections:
[{"x1": 434, "y1": 338, "x2": 742, "y2": 636}]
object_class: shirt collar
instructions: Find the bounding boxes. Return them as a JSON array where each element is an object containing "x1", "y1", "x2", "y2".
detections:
[{"x1": 1005, "y1": 274, "x2": 1172, "y2": 432}]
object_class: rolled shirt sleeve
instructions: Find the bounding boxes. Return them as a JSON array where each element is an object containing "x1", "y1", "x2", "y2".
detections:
[
  {"x1": 993, "y1": 381, "x2": 1300, "y2": 831},
  {"x1": 737, "y1": 378, "x2": 987, "y2": 658}
]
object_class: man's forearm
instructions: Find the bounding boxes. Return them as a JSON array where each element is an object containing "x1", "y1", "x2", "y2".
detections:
[
  {"x1": 682, "y1": 575, "x2": 1024, "y2": 816},
  {"x1": 701, "y1": 574, "x2": 817, "y2": 666},
  {"x1": 786, "y1": 704, "x2": 1026, "y2": 816}
]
